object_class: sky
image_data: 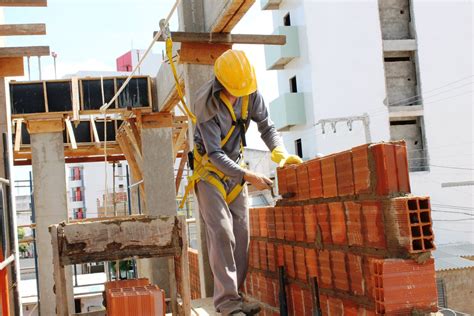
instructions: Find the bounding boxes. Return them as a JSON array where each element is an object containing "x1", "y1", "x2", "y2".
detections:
[
  {"x1": 5, "y1": 0, "x2": 278, "y2": 198},
  {"x1": 4, "y1": 0, "x2": 278, "y2": 149}
]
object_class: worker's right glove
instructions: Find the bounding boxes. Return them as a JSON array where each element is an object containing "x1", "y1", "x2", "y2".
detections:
[{"x1": 271, "y1": 146, "x2": 303, "y2": 167}]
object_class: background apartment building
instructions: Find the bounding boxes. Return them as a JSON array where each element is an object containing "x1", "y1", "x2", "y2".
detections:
[{"x1": 262, "y1": 0, "x2": 473, "y2": 244}]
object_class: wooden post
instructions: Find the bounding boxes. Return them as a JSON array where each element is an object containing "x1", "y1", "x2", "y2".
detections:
[
  {"x1": 179, "y1": 216, "x2": 191, "y2": 316},
  {"x1": 50, "y1": 225, "x2": 69, "y2": 316},
  {"x1": 168, "y1": 258, "x2": 178, "y2": 315}
]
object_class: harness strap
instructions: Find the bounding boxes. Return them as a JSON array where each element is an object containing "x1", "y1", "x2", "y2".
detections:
[{"x1": 180, "y1": 92, "x2": 251, "y2": 208}]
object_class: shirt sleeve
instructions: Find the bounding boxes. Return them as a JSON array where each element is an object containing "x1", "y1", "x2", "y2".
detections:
[
  {"x1": 197, "y1": 117, "x2": 246, "y2": 182},
  {"x1": 251, "y1": 91, "x2": 284, "y2": 151}
]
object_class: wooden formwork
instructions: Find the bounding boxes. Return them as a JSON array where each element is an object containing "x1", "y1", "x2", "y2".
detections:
[{"x1": 49, "y1": 215, "x2": 191, "y2": 316}]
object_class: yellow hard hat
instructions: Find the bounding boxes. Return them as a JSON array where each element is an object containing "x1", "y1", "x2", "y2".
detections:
[{"x1": 214, "y1": 49, "x2": 257, "y2": 97}]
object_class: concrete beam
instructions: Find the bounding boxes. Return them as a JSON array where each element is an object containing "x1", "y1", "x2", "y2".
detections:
[{"x1": 30, "y1": 131, "x2": 74, "y2": 315}]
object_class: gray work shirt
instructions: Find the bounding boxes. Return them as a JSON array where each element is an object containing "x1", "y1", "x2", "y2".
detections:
[{"x1": 193, "y1": 78, "x2": 282, "y2": 187}]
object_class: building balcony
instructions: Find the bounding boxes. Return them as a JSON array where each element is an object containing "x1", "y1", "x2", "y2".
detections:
[
  {"x1": 264, "y1": 26, "x2": 300, "y2": 70},
  {"x1": 260, "y1": 0, "x2": 281, "y2": 10},
  {"x1": 269, "y1": 92, "x2": 306, "y2": 131},
  {"x1": 70, "y1": 200, "x2": 85, "y2": 209},
  {"x1": 383, "y1": 39, "x2": 417, "y2": 52},
  {"x1": 69, "y1": 179, "x2": 83, "y2": 188}
]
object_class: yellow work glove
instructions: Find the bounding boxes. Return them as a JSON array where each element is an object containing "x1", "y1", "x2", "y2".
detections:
[{"x1": 271, "y1": 146, "x2": 303, "y2": 167}]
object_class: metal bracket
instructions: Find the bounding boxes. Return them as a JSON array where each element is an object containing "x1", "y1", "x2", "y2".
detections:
[{"x1": 159, "y1": 19, "x2": 171, "y2": 40}]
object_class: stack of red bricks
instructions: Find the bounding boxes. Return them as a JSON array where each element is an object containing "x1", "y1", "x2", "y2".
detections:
[
  {"x1": 105, "y1": 278, "x2": 166, "y2": 316},
  {"x1": 244, "y1": 141, "x2": 438, "y2": 315},
  {"x1": 175, "y1": 248, "x2": 202, "y2": 300}
]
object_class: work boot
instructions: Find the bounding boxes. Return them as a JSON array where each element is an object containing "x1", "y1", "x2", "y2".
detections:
[{"x1": 241, "y1": 302, "x2": 261, "y2": 315}]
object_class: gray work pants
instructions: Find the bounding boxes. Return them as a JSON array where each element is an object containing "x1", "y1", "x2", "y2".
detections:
[{"x1": 195, "y1": 180, "x2": 249, "y2": 314}]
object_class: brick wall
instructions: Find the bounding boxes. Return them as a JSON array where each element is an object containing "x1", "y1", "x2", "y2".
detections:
[
  {"x1": 244, "y1": 141, "x2": 438, "y2": 315},
  {"x1": 175, "y1": 248, "x2": 201, "y2": 300}
]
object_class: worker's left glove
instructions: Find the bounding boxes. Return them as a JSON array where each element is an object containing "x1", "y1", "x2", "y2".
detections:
[{"x1": 271, "y1": 145, "x2": 303, "y2": 167}]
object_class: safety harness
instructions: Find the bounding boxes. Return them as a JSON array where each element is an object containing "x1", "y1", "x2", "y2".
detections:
[
  {"x1": 162, "y1": 25, "x2": 250, "y2": 209},
  {"x1": 179, "y1": 92, "x2": 250, "y2": 209}
]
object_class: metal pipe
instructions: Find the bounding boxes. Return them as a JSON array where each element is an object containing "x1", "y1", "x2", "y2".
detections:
[
  {"x1": 126, "y1": 165, "x2": 132, "y2": 216},
  {"x1": 0, "y1": 177, "x2": 9, "y2": 185},
  {"x1": 3, "y1": 133, "x2": 21, "y2": 315},
  {"x1": 30, "y1": 171, "x2": 41, "y2": 314},
  {"x1": 128, "y1": 179, "x2": 144, "y2": 189},
  {"x1": 0, "y1": 254, "x2": 14, "y2": 270}
]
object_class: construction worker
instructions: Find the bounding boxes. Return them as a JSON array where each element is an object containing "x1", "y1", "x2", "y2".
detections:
[{"x1": 188, "y1": 49, "x2": 302, "y2": 315}]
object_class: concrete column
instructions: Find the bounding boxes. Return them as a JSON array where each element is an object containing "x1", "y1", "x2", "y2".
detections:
[
  {"x1": 30, "y1": 127, "x2": 74, "y2": 315},
  {"x1": 138, "y1": 115, "x2": 176, "y2": 293},
  {"x1": 177, "y1": 0, "x2": 216, "y2": 297}
]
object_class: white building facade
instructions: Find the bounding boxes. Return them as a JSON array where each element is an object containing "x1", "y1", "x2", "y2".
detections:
[{"x1": 262, "y1": 0, "x2": 473, "y2": 244}]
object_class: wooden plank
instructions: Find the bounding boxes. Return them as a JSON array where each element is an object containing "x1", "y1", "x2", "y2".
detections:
[
  {"x1": 0, "y1": 57, "x2": 24, "y2": 77},
  {"x1": 11, "y1": 107, "x2": 152, "y2": 120},
  {"x1": 0, "y1": 46, "x2": 50, "y2": 57},
  {"x1": 14, "y1": 155, "x2": 126, "y2": 166},
  {"x1": 140, "y1": 112, "x2": 173, "y2": 129},
  {"x1": 179, "y1": 216, "x2": 191, "y2": 316},
  {"x1": 14, "y1": 119, "x2": 22, "y2": 152},
  {"x1": 175, "y1": 144, "x2": 188, "y2": 193},
  {"x1": 168, "y1": 258, "x2": 178, "y2": 315},
  {"x1": 56, "y1": 216, "x2": 180, "y2": 265},
  {"x1": 179, "y1": 42, "x2": 232, "y2": 65},
  {"x1": 50, "y1": 225, "x2": 69, "y2": 316},
  {"x1": 71, "y1": 77, "x2": 80, "y2": 121},
  {"x1": 0, "y1": 23, "x2": 46, "y2": 36},
  {"x1": 123, "y1": 124, "x2": 142, "y2": 161},
  {"x1": 90, "y1": 116, "x2": 101, "y2": 146},
  {"x1": 27, "y1": 118, "x2": 64, "y2": 134},
  {"x1": 116, "y1": 131, "x2": 142, "y2": 175},
  {"x1": 128, "y1": 119, "x2": 141, "y2": 151},
  {"x1": 221, "y1": 0, "x2": 255, "y2": 32},
  {"x1": 173, "y1": 125, "x2": 187, "y2": 161},
  {"x1": 0, "y1": 0, "x2": 46, "y2": 6},
  {"x1": 65, "y1": 118, "x2": 77, "y2": 149},
  {"x1": 211, "y1": 0, "x2": 245, "y2": 32},
  {"x1": 155, "y1": 31, "x2": 286, "y2": 45}
]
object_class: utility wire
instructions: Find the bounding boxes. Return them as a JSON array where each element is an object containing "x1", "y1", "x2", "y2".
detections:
[
  {"x1": 431, "y1": 210, "x2": 473, "y2": 216},
  {"x1": 388, "y1": 78, "x2": 473, "y2": 107}
]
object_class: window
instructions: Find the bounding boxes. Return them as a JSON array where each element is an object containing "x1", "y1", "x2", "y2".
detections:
[
  {"x1": 289, "y1": 76, "x2": 298, "y2": 93},
  {"x1": 295, "y1": 139, "x2": 303, "y2": 158},
  {"x1": 283, "y1": 13, "x2": 291, "y2": 26}
]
